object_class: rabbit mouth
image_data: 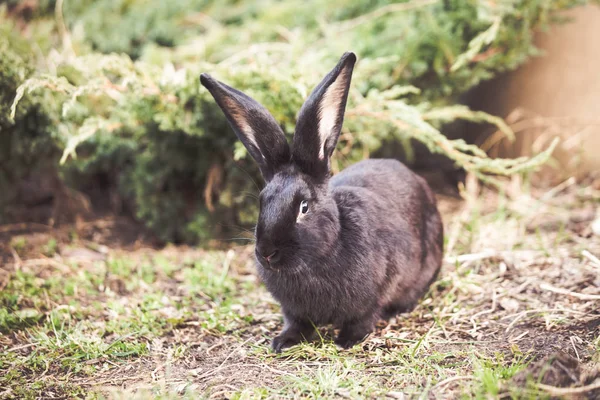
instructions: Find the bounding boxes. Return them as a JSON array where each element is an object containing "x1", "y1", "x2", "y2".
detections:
[
  {"x1": 255, "y1": 249, "x2": 282, "y2": 270},
  {"x1": 258, "y1": 259, "x2": 277, "y2": 270},
  {"x1": 255, "y1": 252, "x2": 304, "y2": 274}
]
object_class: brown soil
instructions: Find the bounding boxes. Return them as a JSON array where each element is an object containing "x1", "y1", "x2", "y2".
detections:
[{"x1": 1, "y1": 174, "x2": 599, "y2": 399}]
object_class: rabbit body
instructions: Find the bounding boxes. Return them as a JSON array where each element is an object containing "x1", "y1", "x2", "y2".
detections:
[
  {"x1": 258, "y1": 159, "x2": 443, "y2": 349},
  {"x1": 200, "y1": 52, "x2": 443, "y2": 352}
]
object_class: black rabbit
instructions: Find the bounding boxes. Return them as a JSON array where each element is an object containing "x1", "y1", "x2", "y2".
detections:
[{"x1": 200, "y1": 52, "x2": 443, "y2": 352}]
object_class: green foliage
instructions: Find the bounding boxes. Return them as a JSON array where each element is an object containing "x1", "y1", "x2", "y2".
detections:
[
  {"x1": 0, "y1": 14, "x2": 61, "y2": 218},
  {"x1": 57, "y1": 0, "x2": 590, "y2": 102},
  {"x1": 4, "y1": 0, "x2": 57, "y2": 18},
  {"x1": 4, "y1": 0, "x2": 593, "y2": 242},
  {"x1": 62, "y1": 0, "x2": 215, "y2": 59}
]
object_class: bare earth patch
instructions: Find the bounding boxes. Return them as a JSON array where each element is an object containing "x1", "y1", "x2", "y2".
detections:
[{"x1": 1, "y1": 175, "x2": 599, "y2": 399}]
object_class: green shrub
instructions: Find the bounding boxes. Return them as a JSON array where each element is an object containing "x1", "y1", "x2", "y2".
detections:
[
  {"x1": 0, "y1": 16, "x2": 61, "y2": 221},
  {"x1": 7, "y1": 0, "x2": 592, "y2": 242},
  {"x1": 62, "y1": 0, "x2": 214, "y2": 59}
]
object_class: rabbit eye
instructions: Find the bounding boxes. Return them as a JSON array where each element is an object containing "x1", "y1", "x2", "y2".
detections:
[{"x1": 299, "y1": 200, "x2": 309, "y2": 215}]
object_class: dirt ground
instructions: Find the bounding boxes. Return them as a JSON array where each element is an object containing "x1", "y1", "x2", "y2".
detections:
[{"x1": 1, "y1": 173, "x2": 599, "y2": 399}]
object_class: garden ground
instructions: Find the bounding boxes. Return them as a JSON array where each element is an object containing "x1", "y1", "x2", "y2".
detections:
[{"x1": 1, "y1": 173, "x2": 599, "y2": 399}]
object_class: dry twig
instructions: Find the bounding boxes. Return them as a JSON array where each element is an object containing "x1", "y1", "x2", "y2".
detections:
[{"x1": 539, "y1": 283, "x2": 600, "y2": 301}]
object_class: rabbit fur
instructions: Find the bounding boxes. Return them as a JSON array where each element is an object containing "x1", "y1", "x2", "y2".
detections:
[{"x1": 200, "y1": 52, "x2": 443, "y2": 352}]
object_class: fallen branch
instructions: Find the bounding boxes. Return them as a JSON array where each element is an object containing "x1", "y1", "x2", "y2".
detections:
[
  {"x1": 582, "y1": 250, "x2": 600, "y2": 268},
  {"x1": 538, "y1": 379, "x2": 600, "y2": 396},
  {"x1": 539, "y1": 283, "x2": 600, "y2": 301},
  {"x1": 445, "y1": 250, "x2": 542, "y2": 264},
  {"x1": 431, "y1": 375, "x2": 475, "y2": 391}
]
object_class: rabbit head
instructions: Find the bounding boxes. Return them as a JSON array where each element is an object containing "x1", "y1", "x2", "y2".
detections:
[{"x1": 200, "y1": 52, "x2": 356, "y2": 272}]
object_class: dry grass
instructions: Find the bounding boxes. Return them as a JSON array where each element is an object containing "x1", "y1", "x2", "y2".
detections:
[{"x1": 1, "y1": 174, "x2": 599, "y2": 399}]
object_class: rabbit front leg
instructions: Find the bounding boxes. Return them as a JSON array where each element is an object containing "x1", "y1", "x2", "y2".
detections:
[
  {"x1": 272, "y1": 313, "x2": 315, "y2": 353},
  {"x1": 335, "y1": 312, "x2": 378, "y2": 349}
]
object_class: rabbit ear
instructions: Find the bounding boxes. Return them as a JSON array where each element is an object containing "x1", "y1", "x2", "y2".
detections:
[
  {"x1": 292, "y1": 52, "x2": 356, "y2": 179},
  {"x1": 200, "y1": 74, "x2": 291, "y2": 181}
]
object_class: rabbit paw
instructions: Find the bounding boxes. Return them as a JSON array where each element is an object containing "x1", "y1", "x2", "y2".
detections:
[
  {"x1": 271, "y1": 319, "x2": 315, "y2": 353},
  {"x1": 334, "y1": 331, "x2": 369, "y2": 349},
  {"x1": 335, "y1": 318, "x2": 375, "y2": 349},
  {"x1": 271, "y1": 334, "x2": 300, "y2": 353},
  {"x1": 334, "y1": 336, "x2": 362, "y2": 349}
]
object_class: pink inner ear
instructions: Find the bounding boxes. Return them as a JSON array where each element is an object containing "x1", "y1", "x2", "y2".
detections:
[
  {"x1": 317, "y1": 69, "x2": 349, "y2": 160},
  {"x1": 223, "y1": 97, "x2": 262, "y2": 155}
]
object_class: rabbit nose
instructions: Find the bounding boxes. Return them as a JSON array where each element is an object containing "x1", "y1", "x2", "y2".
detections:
[
  {"x1": 256, "y1": 245, "x2": 279, "y2": 264},
  {"x1": 265, "y1": 250, "x2": 278, "y2": 263}
]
